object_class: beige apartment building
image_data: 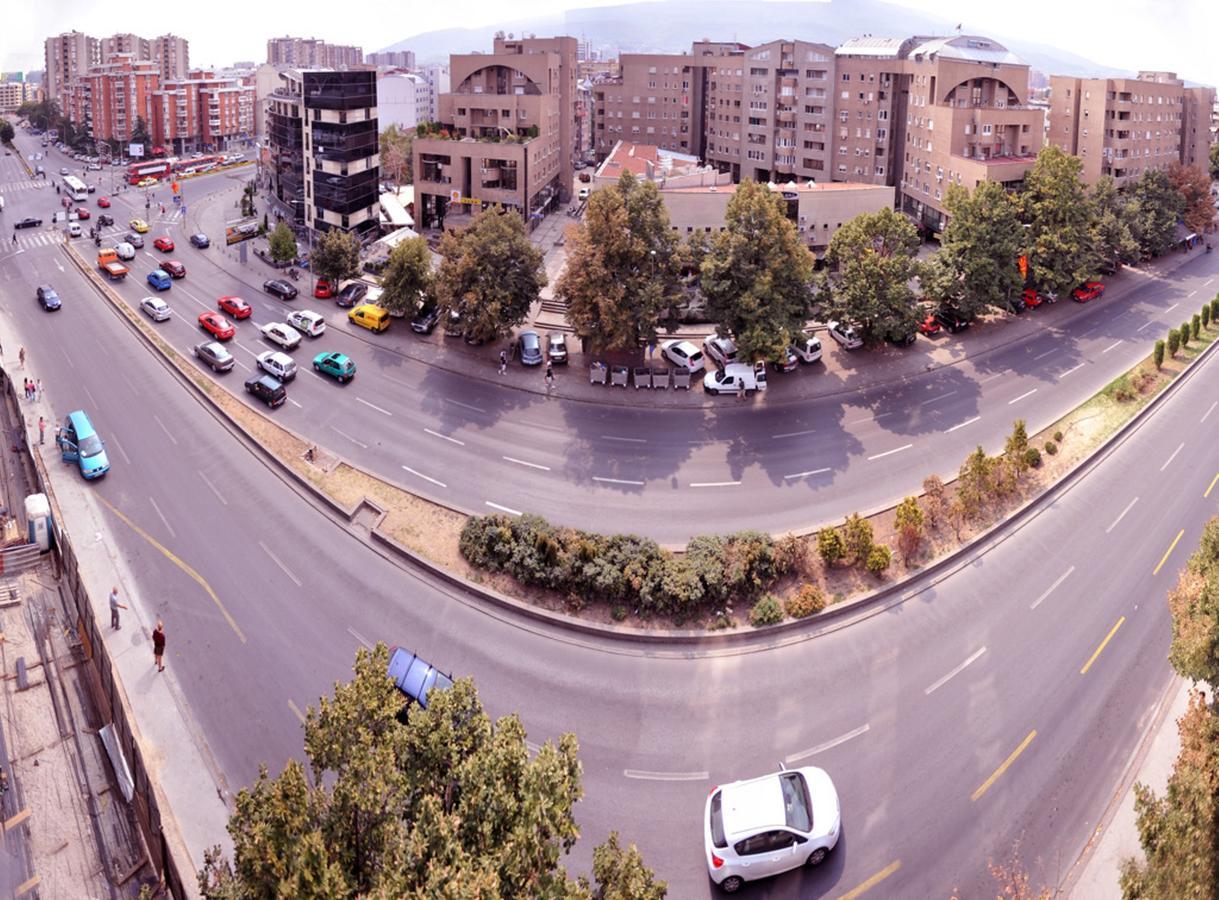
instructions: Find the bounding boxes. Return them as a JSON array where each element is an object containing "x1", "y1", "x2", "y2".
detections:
[
  {"x1": 1181, "y1": 85, "x2": 1216, "y2": 171},
  {"x1": 44, "y1": 31, "x2": 98, "y2": 102},
  {"x1": 413, "y1": 35, "x2": 579, "y2": 230}
]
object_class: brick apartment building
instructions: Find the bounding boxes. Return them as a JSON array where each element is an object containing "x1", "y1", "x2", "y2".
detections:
[
  {"x1": 153, "y1": 71, "x2": 255, "y2": 153},
  {"x1": 65, "y1": 54, "x2": 161, "y2": 146},
  {"x1": 266, "y1": 36, "x2": 364, "y2": 69},
  {"x1": 1048, "y1": 71, "x2": 1215, "y2": 187},
  {"x1": 412, "y1": 35, "x2": 578, "y2": 230}
]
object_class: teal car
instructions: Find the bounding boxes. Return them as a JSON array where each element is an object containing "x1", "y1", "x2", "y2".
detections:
[
  {"x1": 147, "y1": 268, "x2": 172, "y2": 291},
  {"x1": 58, "y1": 410, "x2": 111, "y2": 479},
  {"x1": 313, "y1": 351, "x2": 356, "y2": 383}
]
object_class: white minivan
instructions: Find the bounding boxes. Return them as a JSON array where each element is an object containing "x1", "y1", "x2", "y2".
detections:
[{"x1": 703, "y1": 362, "x2": 767, "y2": 396}]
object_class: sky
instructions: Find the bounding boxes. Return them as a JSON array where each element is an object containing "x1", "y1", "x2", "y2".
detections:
[{"x1": 4, "y1": 0, "x2": 1218, "y2": 86}]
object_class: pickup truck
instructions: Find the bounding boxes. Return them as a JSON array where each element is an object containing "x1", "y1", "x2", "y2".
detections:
[
  {"x1": 387, "y1": 646, "x2": 453, "y2": 710},
  {"x1": 101, "y1": 261, "x2": 129, "y2": 281}
]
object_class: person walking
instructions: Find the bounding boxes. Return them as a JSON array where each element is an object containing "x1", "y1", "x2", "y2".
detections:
[
  {"x1": 38, "y1": 417, "x2": 45, "y2": 445},
  {"x1": 18, "y1": 346, "x2": 25, "y2": 368},
  {"x1": 498, "y1": 350, "x2": 508, "y2": 375},
  {"x1": 152, "y1": 620, "x2": 166, "y2": 672},
  {"x1": 109, "y1": 587, "x2": 127, "y2": 630},
  {"x1": 36, "y1": 379, "x2": 42, "y2": 401},
  {"x1": 736, "y1": 380, "x2": 746, "y2": 402},
  {"x1": 545, "y1": 362, "x2": 555, "y2": 391}
]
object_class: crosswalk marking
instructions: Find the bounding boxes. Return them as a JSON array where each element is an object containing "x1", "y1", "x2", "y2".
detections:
[{"x1": 0, "y1": 179, "x2": 47, "y2": 193}]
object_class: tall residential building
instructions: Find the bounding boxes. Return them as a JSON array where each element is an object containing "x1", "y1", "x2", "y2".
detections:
[
  {"x1": 0, "y1": 82, "x2": 25, "y2": 112},
  {"x1": 412, "y1": 35, "x2": 578, "y2": 230},
  {"x1": 831, "y1": 36, "x2": 908, "y2": 186},
  {"x1": 366, "y1": 50, "x2": 416, "y2": 68},
  {"x1": 44, "y1": 30, "x2": 98, "y2": 101},
  {"x1": 376, "y1": 71, "x2": 431, "y2": 130},
  {"x1": 153, "y1": 70, "x2": 254, "y2": 153},
  {"x1": 100, "y1": 33, "x2": 150, "y2": 63},
  {"x1": 266, "y1": 37, "x2": 364, "y2": 69},
  {"x1": 413, "y1": 63, "x2": 450, "y2": 121},
  {"x1": 265, "y1": 68, "x2": 380, "y2": 236},
  {"x1": 152, "y1": 34, "x2": 190, "y2": 83},
  {"x1": 1182, "y1": 86, "x2": 1216, "y2": 171},
  {"x1": 66, "y1": 54, "x2": 161, "y2": 145}
]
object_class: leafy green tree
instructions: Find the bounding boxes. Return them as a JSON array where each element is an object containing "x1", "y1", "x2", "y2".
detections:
[
  {"x1": 131, "y1": 115, "x2": 151, "y2": 148},
  {"x1": 1018, "y1": 145, "x2": 1096, "y2": 298},
  {"x1": 380, "y1": 124, "x2": 415, "y2": 186},
  {"x1": 1167, "y1": 328, "x2": 1180, "y2": 357},
  {"x1": 894, "y1": 496, "x2": 925, "y2": 565},
  {"x1": 312, "y1": 228, "x2": 362, "y2": 287},
  {"x1": 1165, "y1": 517, "x2": 1219, "y2": 687},
  {"x1": 1191, "y1": 314, "x2": 1201, "y2": 340},
  {"x1": 198, "y1": 644, "x2": 663, "y2": 898},
  {"x1": 957, "y1": 446, "x2": 996, "y2": 520},
  {"x1": 842, "y1": 512, "x2": 874, "y2": 564},
  {"x1": 379, "y1": 235, "x2": 433, "y2": 316},
  {"x1": 928, "y1": 182, "x2": 1025, "y2": 317},
  {"x1": 1167, "y1": 162, "x2": 1214, "y2": 238},
  {"x1": 817, "y1": 526, "x2": 845, "y2": 566},
  {"x1": 674, "y1": 229, "x2": 711, "y2": 282},
  {"x1": 700, "y1": 179, "x2": 815, "y2": 361},
  {"x1": 1202, "y1": 304, "x2": 1211, "y2": 330},
  {"x1": 1153, "y1": 339, "x2": 1165, "y2": 370},
  {"x1": 1130, "y1": 169, "x2": 1185, "y2": 258},
  {"x1": 1180, "y1": 320, "x2": 1190, "y2": 348},
  {"x1": 822, "y1": 206, "x2": 922, "y2": 341},
  {"x1": 434, "y1": 208, "x2": 547, "y2": 343},
  {"x1": 268, "y1": 221, "x2": 298, "y2": 264},
  {"x1": 1004, "y1": 419, "x2": 1031, "y2": 474},
  {"x1": 556, "y1": 172, "x2": 681, "y2": 352},
  {"x1": 865, "y1": 544, "x2": 892, "y2": 575},
  {"x1": 1090, "y1": 175, "x2": 1141, "y2": 268},
  {"x1": 0, "y1": 121, "x2": 14, "y2": 144}
]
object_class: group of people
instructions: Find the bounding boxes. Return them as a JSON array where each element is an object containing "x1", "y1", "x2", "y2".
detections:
[
  {"x1": 109, "y1": 588, "x2": 166, "y2": 672},
  {"x1": 21, "y1": 377, "x2": 40, "y2": 401}
]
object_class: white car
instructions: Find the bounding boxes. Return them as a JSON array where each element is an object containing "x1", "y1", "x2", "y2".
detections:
[
  {"x1": 256, "y1": 350, "x2": 297, "y2": 382},
  {"x1": 826, "y1": 321, "x2": 863, "y2": 350},
  {"x1": 704, "y1": 765, "x2": 841, "y2": 893},
  {"x1": 115, "y1": 242, "x2": 136, "y2": 261},
  {"x1": 260, "y1": 322, "x2": 302, "y2": 351},
  {"x1": 703, "y1": 362, "x2": 767, "y2": 396},
  {"x1": 661, "y1": 339, "x2": 705, "y2": 374},
  {"x1": 287, "y1": 308, "x2": 326, "y2": 337},
  {"x1": 791, "y1": 336, "x2": 822, "y2": 363},
  {"x1": 578, "y1": 187, "x2": 590, "y2": 201},
  {"x1": 703, "y1": 335, "x2": 738, "y2": 368},
  {"x1": 139, "y1": 296, "x2": 171, "y2": 322},
  {"x1": 66, "y1": 222, "x2": 82, "y2": 237}
]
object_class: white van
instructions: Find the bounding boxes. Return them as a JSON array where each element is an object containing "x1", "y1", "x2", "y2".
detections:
[{"x1": 703, "y1": 362, "x2": 767, "y2": 396}]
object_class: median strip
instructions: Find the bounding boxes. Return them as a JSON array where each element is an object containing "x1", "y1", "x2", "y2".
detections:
[
  {"x1": 1080, "y1": 616, "x2": 1125, "y2": 675},
  {"x1": 971, "y1": 729, "x2": 1036, "y2": 802}
]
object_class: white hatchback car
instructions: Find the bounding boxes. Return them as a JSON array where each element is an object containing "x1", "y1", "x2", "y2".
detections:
[
  {"x1": 287, "y1": 308, "x2": 326, "y2": 338},
  {"x1": 260, "y1": 322, "x2": 302, "y2": 351},
  {"x1": 139, "y1": 296, "x2": 171, "y2": 322},
  {"x1": 705, "y1": 765, "x2": 841, "y2": 893},
  {"x1": 791, "y1": 335, "x2": 823, "y2": 363},
  {"x1": 256, "y1": 350, "x2": 298, "y2": 382},
  {"x1": 661, "y1": 339, "x2": 706, "y2": 374},
  {"x1": 826, "y1": 321, "x2": 863, "y2": 350},
  {"x1": 115, "y1": 242, "x2": 136, "y2": 261}
]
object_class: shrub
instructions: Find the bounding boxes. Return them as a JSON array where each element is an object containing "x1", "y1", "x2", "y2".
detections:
[
  {"x1": 1053, "y1": 430, "x2": 1064, "y2": 443},
  {"x1": 1211, "y1": 298, "x2": 1219, "y2": 324},
  {"x1": 610, "y1": 605, "x2": 628, "y2": 622},
  {"x1": 1191, "y1": 314, "x2": 1201, "y2": 340},
  {"x1": 894, "y1": 496, "x2": 925, "y2": 564},
  {"x1": 722, "y1": 531, "x2": 789, "y2": 598},
  {"x1": 749, "y1": 594, "x2": 785, "y2": 627},
  {"x1": 1005, "y1": 419, "x2": 1030, "y2": 472},
  {"x1": 684, "y1": 535, "x2": 728, "y2": 605},
  {"x1": 1180, "y1": 321, "x2": 1190, "y2": 348},
  {"x1": 843, "y1": 512, "x2": 874, "y2": 564},
  {"x1": 921, "y1": 475, "x2": 947, "y2": 527},
  {"x1": 1153, "y1": 339, "x2": 1165, "y2": 370},
  {"x1": 1167, "y1": 329, "x2": 1180, "y2": 357},
  {"x1": 785, "y1": 584, "x2": 826, "y2": 619},
  {"x1": 1203, "y1": 304, "x2": 1211, "y2": 329},
  {"x1": 817, "y1": 526, "x2": 845, "y2": 566},
  {"x1": 1023, "y1": 447, "x2": 1042, "y2": 468},
  {"x1": 1045, "y1": 440, "x2": 1058, "y2": 455},
  {"x1": 865, "y1": 544, "x2": 892, "y2": 576},
  {"x1": 958, "y1": 446, "x2": 996, "y2": 519}
]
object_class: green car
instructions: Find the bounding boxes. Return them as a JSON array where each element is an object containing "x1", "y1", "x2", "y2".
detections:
[{"x1": 313, "y1": 351, "x2": 356, "y2": 383}]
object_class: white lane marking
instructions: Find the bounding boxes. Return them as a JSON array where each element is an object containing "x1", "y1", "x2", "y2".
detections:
[
  {"x1": 977, "y1": 372, "x2": 1004, "y2": 385},
  {"x1": 601, "y1": 434, "x2": 647, "y2": 443},
  {"x1": 786, "y1": 724, "x2": 870, "y2": 764},
  {"x1": 347, "y1": 626, "x2": 373, "y2": 649},
  {"x1": 198, "y1": 469, "x2": 228, "y2": 505},
  {"x1": 259, "y1": 540, "x2": 302, "y2": 586},
  {"x1": 1135, "y1": 321, "x2": 1155, "y2": 333},
  {"x1": 1031, "y1": 566, "x2": 1075, "y2": 610},
  {"x1": 1059, "y1": 363, "x2": 1085, "y2": 378},
  {"x1": 356, "y1": 397, "x2": 392, "y2": 416},
  {"x1": 485, "y1": 501, "x2": 522, "y2": 516},
  {"x1": 1187, "y1": 290, "x2": 1197, "y2": 298},
  {"x1": 1105, "y1": 496, "x2": 1139, "y2": 534},
  {"x1": 924, "y1": 646, "x2": 987, "y2": 696},
  {"x1": 424, "y1": 427, "x2": 465, "y2": 446},
  {"x1": 623, "y1": 769, "x2": 709, "y2": 782},
  {"x1": 947, "y1": 415, "x2": 981, "y2": 433},
  {"x1": 690, "y1": 480, "x2": 741, "y2": 488},
  {"x1": 1164, "y1": 302, "x2": 1178, "y2": 313},
  {"x1": 108, "y1": 434, "x2": 133, "y2": 465},
  {"x1": 503, "y1": 455, "x2": 550, "y2": 471},
  {"x1": 1160, "y1": 442, "x2": 1185, "y2": 472},
  {"x1": 593, "y1": 476, "x2": 645, "y2": 486},
  {"x1": 784, "y1": 468, "x2": 831, "y2": 480},
  {"x1": 846, "y1": 411, "x2": 894, "y2": 426},
  {"x1": 1202, "y1": 401, "x2": 1217, "y2": 424},
  {"x1": 151, "y1": 413, "x2": 179, "y2": 445},
  {"x1": 232, "y1": 340, "x2": 258, "y2": 358},
  {"x1": 1008, "y1": 388, "x2": 1037, "y2": 405},
  {"x1": 1032, "y1": 348, "x2": 1056, "y2": 361},
  {"x1": 82, "y1": 384, "x2": 98, "y2": 407},
  {"x1": 773, "y1": 428, "x2": 816, "y2": 439},
  {"x1": 54, "y1": 259, "x2": 63, "y2": 271},
  {"x1": 1101, "y1": 340, "x2": 1123, "y2": 354},
  {"x1": 868, "y1": 443, "x2": 912, "y2": 461},
  {"x1": 444, "y1": 398, "x2": 487, "y2": 414},
  {"x1": 1206, "y1": 278, "x2": 1215, "y2": 287},
  {"x1": 60, "y1": 344, "x2": 76, "y2": 368},
  {"x1": 402, "y1": 465, "x2": 447, "y2": 488},
  {"x1": 287, "y1": 396, "x2": 303, "y2": 409},
  {"x1": 920, "y1": 390, "x2": 957, "y2": 406},
  {"x1": 330, "y1": 425, "x2": 368, "y2": 449},
  {"x1": 148, "y1": 496, "x2": 177, "y2": 539}
]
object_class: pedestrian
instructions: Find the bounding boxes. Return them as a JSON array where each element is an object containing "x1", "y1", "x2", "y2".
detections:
[
  {"x1": 545, "y1": 362, "x2": 555, "y2": 391},
  {"x1": 737, "y1": 380, "x2": 746, "y2": 402},
  {"x1": 499, "y1": 350, "x2": 508, "y2": 375},
  {"x1": 18, "y1": 346, "x2": 25, "y2": 368},
  {"x1": 109, "y1": 586, "x2": 127, "y2": 630},
  {"x1": 152, "y1": 620, "x2": 166, "y2": 672},
  {"x1": 36, "y1": 379, "x2": 42, "y2": 401},
  {"x1": 38, "y1": 417, "x2": 45, "y2": 445}
]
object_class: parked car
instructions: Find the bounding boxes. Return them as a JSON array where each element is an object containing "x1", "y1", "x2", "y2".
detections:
[
  {"x1": 577, "y1": 187, "x2": 590, "y2": 202},
  {"x1": 334, "y1": 282, "x2": 366, "y2": 308},
  {"x1": 313, "y1": 351, "x2": 356, "y2": 383},
  {"x1": 1072, "y1": 281, "x2": 1105, "y2": 303},
  {"x1": 772, "y1": 347, "x2": 799, "y2": 372},
  {"x1": 217, "y1": 296, "x2": 252, "y2": 319},
  {"x1": 791, "y1": 335, "x2": 823, "y2": 363},
  {"x1": 349, "y1": 304, "x2": 391, "y2": 333},
  {"x1": 153, "y1": 235, "x2": 174, "y2": 252},
  {"x1": 518, "y1": 330, "x2": 544, "y2": 365},
  {"x1": 313, "y1": 278, "x2": 334, "y2": 299},
  {"x1": 244, "y1": 373, "x2": 286, "y2": 409},
  {"x1": 704, "y1": 765, "x2": 841, "y2": 894},
  {"x1": 826, "y1": 321, "x2": 863, "y2": 350},
  {"x1": 146, "y1": 269, "x2": 172, "y2": 291},
  {"x1": 918, "y1": 313, "x2": 942, "y2": 336},
  {"x1": 162, "y1": 260, "x2": 186, "y2": 278},
  {"x1": 36, "y1": 284, "x2": 61, "y2": 311},
  {"x1": 256, "y1": 350, "x2": 298, "y2": 383},
  {"x1": 193, "y1": 340, "x2": 234, "y2": 372},
  {"x1": 264, "y1": 278, "x2": 298, "y2": 300},
  {"x1": 140, "y1": 296, "x2": 171, "y2": 322},
  {"x1": 57, "y1": 410, "x2": 110, "y2": 480},
  {"x1": 410, "y1": 304, "x2": 440, "y2": 334},
  {"x1": 934, "y1": 309, "x2": 971, "y2": 333},
  {"x1": 547, "y1": 332, "x2": 569, "y2": 365},
  {"x1": 703, "y1": 362, "x2": 768, "y2": 395},
  {"x1": 886, "y1": 330, "x2": 917, "y2": 346},
  {"x1": 287, "y1": 309, "x2": 326, "y2": 337},
  {"x1": 1021, "y1": 288, "x2": 1050, "y2": 309},
  {"x1": 661, "y1": 339, "x2": 706, "y2": 374},
  {"x1": 199, "y1": 311, "x2": 236, "y2": 340},
  {"x1": 261, "y1": 321, "x2": 303, "y2": 351},
  {"x1": 189, "y1": 233, "x2": 210, "y2": 248},
  {"x1": 703, "y1": 335, "x2": 739, "y2": 368}
]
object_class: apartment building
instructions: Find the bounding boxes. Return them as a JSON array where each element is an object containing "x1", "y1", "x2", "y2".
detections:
[
  {"x1": 377, "y1": 71, "x2": 432, "y2": 130},
  {"x1": 152, "y1": 35, "x2": 190, "y2": 83},
  {"x1": 367, "y1": 50, "x2": 416, "y2": 68},
  {"x1": 65, "y1": 54, "x2": 161, "y2": 145},
  {"x1": 1182, "y1": 86, "x2": 1216, "y2": 171},
  {"x1": 100, "y1": 33, "x2": 149, "y2": 63},
  {"x1": 266, "y1": 37, "x2": 364, "y2": 69},
  {"x1": 413, "y1": 64, "x2": 450, "y2": 121},
  {"x1": 265, "y1": 68, "x2": 380, "y2": 237},
  {"x1": 153, "y1": 71, "x2": 254, "y2": 153},
  {"x1": 831, "y1": 36, "x2": 907, "y2": 186},
  {"x1": 0, "y1": 82, "x2": 25, "y2": 112},
  {"x1": 44, "y1": 31, "x2": 98, "y2": 101},
  {"x1": 412, "y1": 36, "x2": 578, "y2": 230}
]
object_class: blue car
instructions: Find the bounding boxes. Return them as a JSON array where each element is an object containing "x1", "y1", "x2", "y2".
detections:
[
  {"x1": 147, "y1": 268, "x2": 172, "y2": 291},
  {"x1": 58, "y1": 410, "x2": 110, "y2": 479},
  {"x1": 312, "y1": 351, "x2": 356, "y2": 383}
]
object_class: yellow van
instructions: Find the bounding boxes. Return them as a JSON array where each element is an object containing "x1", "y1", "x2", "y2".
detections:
[{"x1": 348, "y1": 304, "x2": 390, "y2": 333}]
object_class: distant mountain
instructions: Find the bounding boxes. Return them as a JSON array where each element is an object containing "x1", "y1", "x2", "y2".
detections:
[{"x1": 381, "y1": 0, "x2": 1131, "y2": 80}]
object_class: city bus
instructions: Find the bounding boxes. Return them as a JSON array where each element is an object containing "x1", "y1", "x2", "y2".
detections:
[
  {"x1": 172, "y1": 154, "x2": 225, "y2": 175},
  {"x1": 62, "y1": 174, "x2": 88, "y2": 202},
  {"x1": 126, "y1": 159, "x2": 174, "y2": 184}
]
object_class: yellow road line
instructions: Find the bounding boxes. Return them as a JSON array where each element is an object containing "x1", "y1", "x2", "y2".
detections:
[
  {"x1": 1205, "y1": 473, "x2": 1219, "y2": 498},
  {"x1": 971, "y1": 730, "x2": 1037, "y2": 802},
  {"x1": 1080, "y1": 616, "x2": 1125, "y2": 675},
  {"x1": 837, "y1": 859, "x2": 901, "y2": 900},
  {"x1": 95, "y1": 494, "x2": 246, "y2": 643},
  {"x1": 1153, "y1": 529, "x2": 1185, "y2": 576}
]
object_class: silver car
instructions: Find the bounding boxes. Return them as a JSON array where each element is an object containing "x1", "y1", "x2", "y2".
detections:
[
  {"x1": 139, "y1": 296, "x2": 171, "y2": 322},
  {"x1": 193, "y1": 341, "x2": 235, "y2": 373},
  {"x1": 518, "y1": 330, "x2": 543, "y2": 366}
]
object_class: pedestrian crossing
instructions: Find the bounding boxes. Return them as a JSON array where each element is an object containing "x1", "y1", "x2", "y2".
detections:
[
  {"x1": 5, "y1": 230, "x2": 74, "y2": 252},
  {"x1": 0, "y1": 179, "x2": 48, "y2": 194}
]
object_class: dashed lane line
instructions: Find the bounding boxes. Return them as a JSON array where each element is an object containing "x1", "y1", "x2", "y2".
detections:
[
  {"x1": 485, "y1": 501, "x2": 522, "y2": 516},
  {"x1": 1105, "y1": 497, "x2": 1139, "y2": 534},
  {"x1": 1160, "y1": 442, "x2": 1185, "y2": 471},
  {"x1": 623, "y1": 770, "x2": 709, "y2": 782},
  {"x1": 1032, "y1": 348, "x2": 1056, "y2": 361},
  {"x1": 147, "y1": 496, "x2": 177, "y2": 539},
  {"x1": 837, "y1": 860, "x2": 902, "y2": 900},
  {"x1": 402, "y1": 465, "x2": 447, "y2": 488},
  {"x1": 1101, "y1": 340, "x2": 1123, "y2": 354},
  {"x1": 356, "y1": 396, "x2": 392, "y2": 416},
  {"x1": 924, "y1": 646, "x2": 986, "y2": 695},
  {"x1": 424, "y1": 428, "x2": 465, "y2": 446},
  {"x1": 772, "y1": 428, "x2": 816, "y2": 439},
  {"x1": 689, "y1": 480, "x2": 741, "y2": 488},
  {"x1": 330, "y1": 426, "x2": 368, "y2": 449},
  {"x1": 592, "y1": 476, "x2": 645, "y2": 486},
  {"x1": 1059, "y1": 363, "x2": 1085, "y2": 379},
  {"x1": 786, "y1": 724, "x2": 870, "y2": 764},
  {"x1": 1008, "y1": 388, "x2": 1037, "y2": 405},
  {"x1": 197, "y1": 469, "x2": 228, "y2": 506},
  {"x1": 947, "y1": 416, "x2": 981, "y2": 433},
  {"x1": 1153, "y1": 529, "x2": 1185, "y2": 576},
  {"x1": 1031, "y1": 566, "x2": 1075, "y2": 610},
  {"x1": 444, "y1": 397, "x2": 487, "y2": 414},
  {"x1": 259, "y1": 540, "x2": 302, "y2": 587},
  {"x1": 784, "y1": 468, "x2": 831, "y2": 480},
  {"x1": 601, "y1": 434, "x2": 647, "y2": 443},
  {"x1": 867, "y1": 443, "x2": 912, "y2": 461},
  {"x1": 1202, "y1": 401, "x2": 1217, "y2": 423},
  {"x1": 971, "y1": 730, "x2": 1037, "y2": 802},
  {"x1": 1080, "y1": 617, "x2": 1126, "y2": 675},
  {"x1": 919, "y1": 390, "x2": 957, "y2": 406},
  {"x1": 151, "y1": 413, "x2": 179, "y2": 445},
  {"x1": 503, "y1": 455, "x2": 551, "y2": 472}
]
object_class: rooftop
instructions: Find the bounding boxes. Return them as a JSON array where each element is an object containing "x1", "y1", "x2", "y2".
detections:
[
  {"x1": 836, "y1": 36, "x2": 905, "y2": 58},
  {"x1": 907, "y1": 35, "x2": 1024, "y2": 67}
]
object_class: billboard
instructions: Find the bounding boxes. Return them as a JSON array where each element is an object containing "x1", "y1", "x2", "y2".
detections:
[
  {"x1": 128, "y1": 143, "x2": 144, "y2": 158},
  {"x1": 225, "y1": 217, "x2": 260, "y2": 245}
]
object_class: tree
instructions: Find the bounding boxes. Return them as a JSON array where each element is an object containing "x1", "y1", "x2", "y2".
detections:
[
  {"x1": 1018, "y1": 145, "x2": 1096, "y2": 299},
  {"x1": 1090, "y1": 176, "x2": 1142, "y2": 269},
  {"x1": 894, "y1": 496, "x2": 925, "y2": 565},
  {"x1": 434, "y1": 208, "x2": 547, "y2": 344},
  {"x1": 380, "y1": 235, "x2": 433, "y2": 316},
  {"x1": 556, "y1": 172, "x2": 681, "y2": 352},
  {"x1": 1130, "y1": 169, "x2": 1185, "y2": 258},
  {"x1": 1153, "y1": 339, "x2": 1165, "y2": 370},
  {"x1": 1167, "y1": 162, "x2": 1215, "y2": 238},
  {"x1": 1165, "y1": 517, "x2": 1219, "y2": 687},
  {"x1": 1210, "y1": 142, "x2": 1219, "y2": 180},
  {"x1": 1004, "y1": 419, "x2": 1031, "y2": 475},
  {"x1": 927, "y1": 181, "x2": 1025, "y2": 317},
  {"x1": 700, "y1": 179, "x2": 815, "y2": 361},
  {"x1": 312, "y1": 228, "x2": 362, "y2": 286},
  {"x1": 131, "y1": 115, "x2": 151, "y2": 148},
  {"x1": 268, "y1": 221, "x2": 298, "y2": 264},
  {"x1": 957, "y1": 446, "x2": 996, "y2": 520},
  {"x1": 673, "y1": 229, "x2": 711, "y2": 282},
  {"x1": 198, "y1": 644, "x2": 663, "y2": 898},
  {"x1": 380, "y1": 124, "x2": 415, "y2": 186},
  {"x1": 1167, "y1": 328, "x2": 1180, "y2": 357},
  {"x1": 817, "y1": 526, "x2": 845, "y2": 566},
  {"x1": 842, "y1": 512, "x2": 874, "y2": 564},
  {"x1": 822, "y1": 206, "x2": 922, "y2": 341},
  {"x1": 0, "y1": 121, "x2": 14, "y2": 144}
]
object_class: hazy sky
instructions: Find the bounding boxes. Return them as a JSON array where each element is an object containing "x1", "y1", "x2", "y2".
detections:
[{"x1": 4, "y1": 0, "x2": 1217, "y2": 85}]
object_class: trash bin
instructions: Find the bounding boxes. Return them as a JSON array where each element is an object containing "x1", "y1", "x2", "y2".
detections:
[
  {"x1": 651, "y1": 368, "x2": 670, "y2": 389},
  {"x1": 24, "y1": 493, "x2": 51, "y2": 552},
  {"x1": 673, "y1": 370, "x2": 691, "y2": 390},
  {"x1": 610, "y1": 365, "x2": 630, "y2": 388},
  {"x1": 589, "y1": 362, "x2": 608, "y2": 385},
  {"x1": 633, "y1": 367, "x2": 651, "y2": 389}
]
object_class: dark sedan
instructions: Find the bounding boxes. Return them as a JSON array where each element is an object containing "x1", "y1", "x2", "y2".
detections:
[
  {"x1": 264, "y1": 279, "x2": 299, "y2": 301},
  {"x1": 15, "y1": 217, "x2": 42, "y2": 229},
  {"x1": 36, "y1": 284, "x2": 61, "y2": 311},
  {"x1": 189, "y1": 233, "x2": 210, "y2": 248},
  {"x1": 335, "y1": 282, "x2": 366, "y2": 308},
  {"x1": 162, "y1": 260, "x2": 186, "y2": 278}
]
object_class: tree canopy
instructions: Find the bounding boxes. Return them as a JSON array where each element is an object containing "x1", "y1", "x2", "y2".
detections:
[
  {"x1": 700, "y1": 180, "x2": 815, "y2": 361},
  {"x1": 0, "y1": 121, "x2": 14, "y2": 144},
  {"x1": 1018, "y1": 145, "x2": 1096, "y2": 297},
  {"x1": 1090, "y1": 175, "x2": 1141, "y2": 269},
  {"x1": 381, "y1": 124, "x2": 415, "y2": 186},
  {"x1": 311, "y1": 229, "x2": 362, "y2": 286},
  {"x1": 555, "y1": 172, "x2": 681, "y2": 353},
  {"x1": 268, "y1": 221, "x2": 298, "y2": 264},
  {"x1": 1209, "y1": 142, "x2": 1219, "y2": 180},
  {"x1": 1129, "y1": 168, "x2": 1185, "y2": 258},
  {"x1": 379, "y1": 235, "x2": 434, "y2": 316},
  {"x1": 1167, "y1": 162, "x2": 1214, "y2": 238},
  {"x1": 1166, "y1": 517, "x2": 1219, "y2": 688}
]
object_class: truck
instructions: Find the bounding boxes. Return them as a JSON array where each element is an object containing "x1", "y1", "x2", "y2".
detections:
[
  {"x1": 101, "y1": 261, "x2": 129, "y2": 281},
  {"x1": 387, "y1": 646, "x2": 453, "y2": 710}
]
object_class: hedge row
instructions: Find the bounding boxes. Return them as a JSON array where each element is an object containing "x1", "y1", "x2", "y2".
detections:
[{"x1": 460, "y1": 514, "x2": 796, "y2": 617}]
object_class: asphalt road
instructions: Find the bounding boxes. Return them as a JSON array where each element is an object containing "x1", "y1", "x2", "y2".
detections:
[{"x1": 4, "y1": 126, "x2": 1215, "y2": 896}]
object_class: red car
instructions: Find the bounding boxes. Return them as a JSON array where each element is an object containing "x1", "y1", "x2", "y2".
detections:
[
  {"x1": 1072, "y1": 281, "x2": 1105, "y2": 303},
  {"x1": 1021, "y1": 288, "x2": 1046, "y2": 309},
  {"x1": 153, "y1": 236, "x2": 175, "y2": 252},
  {"x1": 217, "y1": 295, "x2": 252, "y2": 319},
  {"x1": 76, "y1": 206, "x2": 90, "y2": 220},
  {"x1": 314, "y1": 278, "x2": 334, "y2": 299},
  {"x1": 162, "y1": 260, "x2": 186, "y2": 278},
  {"x1": 97, "y1": 196, "x2": 111, "y2": 208},
  {"x1": 198, "y1": 311, "x2": 235, "y2": 340},
  {"x1": 917, "y1": 313, "x2": 942, "y2": 336}
]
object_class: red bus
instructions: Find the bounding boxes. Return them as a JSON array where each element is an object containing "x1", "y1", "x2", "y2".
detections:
[
  {"x1": 127, "y1": 159, "x2": 174, "y2": 184},
  {"x1": 172, "y1": 154, "x2": 225, "y2": 175}
]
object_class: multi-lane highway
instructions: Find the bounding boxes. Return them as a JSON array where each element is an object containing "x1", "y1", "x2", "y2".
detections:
[{"x1": 2, "y1": 127, "x2": 1211, "y2": 897}]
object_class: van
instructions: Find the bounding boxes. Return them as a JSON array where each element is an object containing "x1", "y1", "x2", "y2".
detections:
[
  {"x1": 58, "y1": 410, "x2": 111, "y2": 479},
  {"x1": 97, "y1": 248, "x2": 118, "y2": 267},
  {"x1": 348, "y1": 304, "x2": 390, "y2": 333}
]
